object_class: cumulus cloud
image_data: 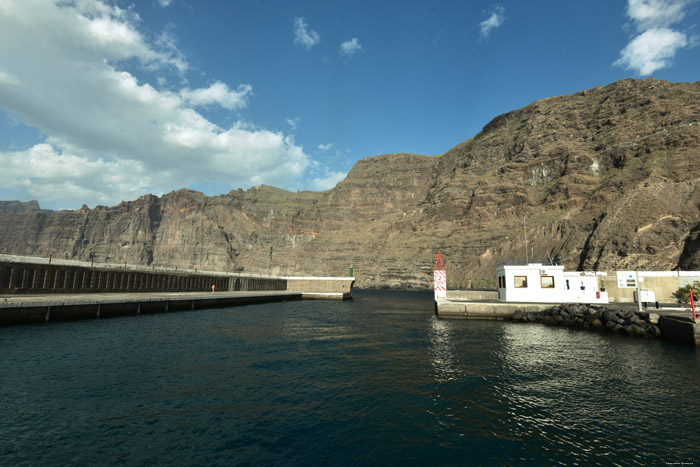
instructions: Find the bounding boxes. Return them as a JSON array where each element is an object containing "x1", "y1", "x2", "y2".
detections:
[
  {"x1": 0, "y1": 0, "x2": 310, "y2": 208},
  {"x1": 614, "y1": 28, "x2": 689, "y2": 75},
  {"x1": 479, "y1": 5, "x2": 505, "y2": 40},
  {"x1": 318, "y1": 143, "x2": 333, "y2": 151},
  {"x1": 626, "y1": 0, "x2": 689, "y2": 30},
  {"x1": 309, "y1": 170, "x2": 347, "y2": 191},
  {"x1": 615, "y1": 0, "x2": 693, "y2": 75},
  {"x1": 339, "y1": 38, "x2": 363, "y2": 59},
  {"x1": 179, "y1": 82, "x2": 252, "y2": 110},
  {"x1": 293, "y1": 17, "x2": 320, "y2": 49}
]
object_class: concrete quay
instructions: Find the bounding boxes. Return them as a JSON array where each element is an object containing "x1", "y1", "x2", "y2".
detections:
[
  {"x1": 437, "y1": 298, "x2": 700, "y2": 347},
  {"x1": 0, "y1": 291, "x2": 302, "y2": 326},
  {"x1": 437, "y1": 299, "x2": 553, "y2": 320},
  {"x1": 0, "y1": 254, "x2": 355, "y2": 298},
  {"x1": 286, "y1": 276, "x2": 354, "y2": 300}
]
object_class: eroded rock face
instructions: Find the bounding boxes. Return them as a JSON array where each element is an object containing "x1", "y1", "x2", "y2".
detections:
[{"x1": 1, "y1": 78, "x2": 700, "y2": 288}]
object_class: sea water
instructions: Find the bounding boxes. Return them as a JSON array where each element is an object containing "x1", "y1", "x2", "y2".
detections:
[{"x1": 1, "y1": 289, "x2": 699, "y2": 465}]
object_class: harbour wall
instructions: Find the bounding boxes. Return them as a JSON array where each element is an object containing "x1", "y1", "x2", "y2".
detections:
[
  {"x1": 599, "y1": 272, "x2": 700, "y2": 303},
  {"x1": 436, "y1": 299, "x2": 700, "y2": 346},
  {"x1": 0, "y1": 291, "x2": 302, "y2": 326},
  {"x1": 0, "y1": 254, "x2": 286, "y2": 294},
  {"x1": 286, "y1": 276, "x2": 355, "y2": 300},
  {"x1": 0, "y1": 254, "x2": 352, "y2": 297},
  {"x1": 0, "y1": 254, "x2": 355, "y2": 326},
  {"x1": 446, "y1": 271, "x2": 700, "y2": 304}
]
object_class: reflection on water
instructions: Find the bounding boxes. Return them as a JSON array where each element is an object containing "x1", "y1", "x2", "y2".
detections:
[
  {"x1": 1, "y1": 289, "x2": 699, "y2": 465},
  {"x1": 426, "y1": 307, "x2": 700, "y2": 465}
]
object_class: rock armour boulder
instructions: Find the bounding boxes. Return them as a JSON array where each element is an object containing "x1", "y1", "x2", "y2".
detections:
[{"x1": 515, "y1": 303, "x2": 661, "y2": 338}]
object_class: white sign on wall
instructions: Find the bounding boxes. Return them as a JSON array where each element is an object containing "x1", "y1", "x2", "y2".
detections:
[{"x1": 616, "y1": 271, "x2": 637, "y2": 288}]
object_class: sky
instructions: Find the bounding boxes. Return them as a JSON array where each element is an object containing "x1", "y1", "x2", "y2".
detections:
[{"x1": 0, "y1": 0, "x2": 699, "y2": 210}]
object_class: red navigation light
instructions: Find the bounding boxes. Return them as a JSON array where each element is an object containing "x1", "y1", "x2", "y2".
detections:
[{"x1": 435, "y1": 251, "x2": 444, "y2": 271}]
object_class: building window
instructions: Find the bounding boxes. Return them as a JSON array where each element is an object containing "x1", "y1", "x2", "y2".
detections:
[
  {"x1": 541, "y1": 275, "x2": 555, "y2": 288},
  {"x1": 514, "y1": 276, "x2": 528, "y2": 288}
]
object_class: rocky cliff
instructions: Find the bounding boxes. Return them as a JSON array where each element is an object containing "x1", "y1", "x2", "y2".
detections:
[{"x1": 1, "y1": 78, "x2": 699, "y2": 288}]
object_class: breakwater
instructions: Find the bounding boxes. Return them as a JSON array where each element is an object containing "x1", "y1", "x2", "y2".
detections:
[
  {"x1": 0, "y1": 254, "x2": 354, "y2": 297},
  {"x1": 0, "y1": 254, "x2": 286, "y2": 294},
  {"x1": 0, "y1": 254, "x2": 355, "y2": 326},
  {"x1": 437, "y1": 298, "x2": 700, "y2": 346},
  {"x1": 513, "y1": 303, "x2": 662, "y2": 337},
  {"x1": 0, "y1": 291, "x2": 301, "y2": 326}
]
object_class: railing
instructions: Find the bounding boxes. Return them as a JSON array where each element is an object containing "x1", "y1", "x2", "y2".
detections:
[
  {"x1": 0, "y1": 254, "x2": 289, "y2": 294},
  {"x1": 497, "y1": 257, "x2": 563, "y2": 266}
]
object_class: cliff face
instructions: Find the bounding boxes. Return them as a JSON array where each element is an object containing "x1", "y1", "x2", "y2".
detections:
[{"x1": 1, "y1": 78, "x2": 700, "y2": 288}]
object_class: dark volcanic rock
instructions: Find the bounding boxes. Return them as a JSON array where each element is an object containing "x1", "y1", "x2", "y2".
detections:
[
  {"x1": 0, "y1": 200, "x2": 40, "y2": 214},
  {"x1": 519, "y1": 303, "x2": 662, "y2": 339}
]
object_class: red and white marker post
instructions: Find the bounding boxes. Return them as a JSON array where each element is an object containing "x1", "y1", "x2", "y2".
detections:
[{"x1": 434, "y1": 251, "x2": 446, "y2": 301}]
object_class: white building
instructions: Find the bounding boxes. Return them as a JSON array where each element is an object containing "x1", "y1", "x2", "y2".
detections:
[{"x1": 496, "y1": 262, "x2": 609, "y2": 304}]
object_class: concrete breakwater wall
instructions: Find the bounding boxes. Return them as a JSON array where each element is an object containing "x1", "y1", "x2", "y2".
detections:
[
  {"x1": 437, "y1": 298, "x2": 700, "y2": 346},
  {"x1": 286, "y1": 277, "x2": 355, "y2": 299},
  {"x1": 0, "y1": 254, "x2": 287, "y2": 294},
  {"x1": 514, "y1": 304, "x2": 700, "y2": 346},
  {"x1": 0, "y1": 291, "x2": 302, "y2": 326},
  {"x1": 0, "y1": 254, "x2": 355, "y2": 326}
]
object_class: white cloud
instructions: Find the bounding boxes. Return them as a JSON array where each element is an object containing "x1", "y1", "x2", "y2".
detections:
[
  {"x1": 614, "y1": 28, "x2": 689, "y2": 75},
  {"x1": 158, "y1": 0, "x2": 173, "y2": 7},
  {"x1": 286, "y1": 117, "x2": 300, "y2": 130},
  {"x1": 318, "y1": 143, "x2": 333, "y2": 151},
  {"x1": 179, "y1": 82, "x2": 252, "y2": 110},
  {"x1": 309, "y1": 170, "x2": 347, "y2": 191},
  {"x1": 479, "y1": 5, "x2": 505, "y2": 40},
  {"x1": 0, "y1": 144, "x2": 150, "y2": 207},
  {"x1": 339, "y1": 38, "x2": 363, "y2": 58},
  {"x1": 293, "y1": 17, "x2": 320, "y2": 49},
  {"x1": 0, "y1": 0, "x2": 310, "y2": 208},
  {"x1": 626, "y1": 0, "x2": 689, "y2": 30},
  {"x1": 615, "y1": 0, "x2": 693, "y2": 75}
]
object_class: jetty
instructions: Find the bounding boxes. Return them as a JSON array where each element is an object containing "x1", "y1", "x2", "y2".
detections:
[
  {"x1": 433, "y1": 254, "x2": 700, "y2": 346},
  {"x1": 0, "y1": 254, "x2": 354, "y2": 326}
]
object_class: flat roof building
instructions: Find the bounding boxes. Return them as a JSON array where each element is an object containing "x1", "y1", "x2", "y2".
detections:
[{"x1": 496, "y1": 261, "x2": 609, "y2": 304}]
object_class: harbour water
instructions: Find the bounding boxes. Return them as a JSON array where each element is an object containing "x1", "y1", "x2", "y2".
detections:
[{"x1": 1, "y1": 289, "x2": 699, "y2": 465}]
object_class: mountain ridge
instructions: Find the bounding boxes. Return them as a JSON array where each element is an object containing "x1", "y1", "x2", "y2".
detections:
[{"x1": 2, "y1": 78, "x2": 700, "y2": 288}]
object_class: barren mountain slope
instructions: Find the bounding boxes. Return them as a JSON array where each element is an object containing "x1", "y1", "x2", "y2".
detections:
[{"x1": 1, "y1": 78, "x2": 699, "y2": 288}]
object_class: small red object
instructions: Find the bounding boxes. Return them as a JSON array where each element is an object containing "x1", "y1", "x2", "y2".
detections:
[
  {"x1": 691, "y1": 289, "x2": 696, "y2": 320},
  {"x1": 435, "y1": 251, "x2": 444, "y2": 271}
]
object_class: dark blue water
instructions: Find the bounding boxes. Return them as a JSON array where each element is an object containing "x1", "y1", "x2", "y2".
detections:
[{"x1": 1, "y1": 290, "x2": 699, "y2": 466}]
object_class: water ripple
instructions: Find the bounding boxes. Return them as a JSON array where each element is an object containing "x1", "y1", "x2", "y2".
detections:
[{"x1": 1, "y1": 290, "x2": 699, "y2": 465}]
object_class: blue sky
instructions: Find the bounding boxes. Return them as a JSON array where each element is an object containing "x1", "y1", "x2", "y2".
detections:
[{"x1": 0, "y1": 0, "x2": 698, "y2": 209}]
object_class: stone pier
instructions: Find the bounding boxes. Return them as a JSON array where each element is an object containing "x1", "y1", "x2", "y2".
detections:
[{"x1": 0, "y1": 254, "x2": 355, "y2": 326}]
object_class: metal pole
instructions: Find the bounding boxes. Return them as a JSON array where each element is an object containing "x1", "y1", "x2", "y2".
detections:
[
  {"x1": 523, "y1": 218, "x2": 528, "y2": 263},
  {"x1": 691, "y1": 289, "x2": 696, "y2": 320},
  {"x1": 635, "y1": 271, "x2": 642, "y2": 312}
]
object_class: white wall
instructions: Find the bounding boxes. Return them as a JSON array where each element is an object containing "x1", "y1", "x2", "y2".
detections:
[
  {"x1": 496, "y1": 264, "x2": 609, "y2": 304},
  {"x1": 563, "y1": 274, "x2": 608, "y2": 304},
  {"x1": 497, "y1": 264, "x2": 566, "y2": 303}
]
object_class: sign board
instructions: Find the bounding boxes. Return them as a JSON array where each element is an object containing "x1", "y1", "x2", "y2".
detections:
[
  {"x1": 616, "y1": 271, "x2": 637, "y2": 288},
  {"x1": 635, "y1": 289, "x2": 656, "y2": 303},
  {"x1": 434, "y1": 269, "x2": 446, "y2": 300}
]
